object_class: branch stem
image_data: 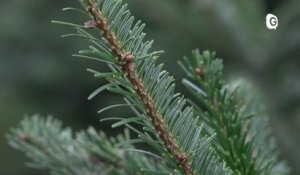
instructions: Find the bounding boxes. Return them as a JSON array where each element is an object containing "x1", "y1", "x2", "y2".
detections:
[{"x1": 86, "y1": 0, "x2": 193, "y2": 174}]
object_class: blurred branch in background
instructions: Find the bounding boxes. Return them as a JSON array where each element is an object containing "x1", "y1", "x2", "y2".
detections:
[
  {"x1": 0, "y1": 0, "x2": 299, "y2": 174},
  {"x1": 127, "y1": 1, "x2": 300, "y2": 173}
]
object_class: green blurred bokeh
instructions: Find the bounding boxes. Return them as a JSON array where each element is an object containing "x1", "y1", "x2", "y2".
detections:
[{"x1": 1, "y1": 0, "x2": 299, "y2": 174}]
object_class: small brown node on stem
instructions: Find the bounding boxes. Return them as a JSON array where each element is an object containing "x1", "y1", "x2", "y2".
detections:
[
  {"x1": 84, "y1": 19, "x2": 97, "y2": 28},
  {"x1": 177, "y1": 154, "x2": 187, "y2": 164},
  {"x1": 19, "y1": 134, "x2": 29, "y2": 142},
  {"x1": 124, "y1": 54, "x2": 133, "y2": 64},
  {"x1": 195, "y1": 67, "x2": 201, "y2": 76}
]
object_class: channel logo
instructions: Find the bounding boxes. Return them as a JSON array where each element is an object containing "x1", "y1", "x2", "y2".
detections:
[{"x1": 266, "y1": 13, "x2": 278, "y2": 30}]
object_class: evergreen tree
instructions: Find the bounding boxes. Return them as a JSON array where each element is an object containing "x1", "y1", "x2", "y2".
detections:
[{"x1": 7, "y1": 0, "x2": 289, "y2": 174}]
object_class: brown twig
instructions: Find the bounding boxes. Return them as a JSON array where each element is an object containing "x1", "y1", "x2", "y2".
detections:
[{"x1": 85, "y1": 0, "x2": 193, "y2": 174}]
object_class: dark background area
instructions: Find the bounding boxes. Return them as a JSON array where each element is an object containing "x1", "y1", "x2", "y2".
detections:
[{"x1": 0, "y1": 0, "x2": 299, "y2": 174}]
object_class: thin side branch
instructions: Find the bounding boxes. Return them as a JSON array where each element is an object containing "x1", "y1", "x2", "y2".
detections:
[{"x1": 86, "y1": 0, "x2": 193, "y2": 174}]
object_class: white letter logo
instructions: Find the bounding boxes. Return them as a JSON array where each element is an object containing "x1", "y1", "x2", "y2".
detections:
[{"x1": 266, "y1": 13, "x2": 278, "y2": 30}]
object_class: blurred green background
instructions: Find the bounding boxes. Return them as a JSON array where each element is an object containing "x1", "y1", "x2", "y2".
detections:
[{"x1": 0, "y1": 0, "x2": 299, "y2": 174}]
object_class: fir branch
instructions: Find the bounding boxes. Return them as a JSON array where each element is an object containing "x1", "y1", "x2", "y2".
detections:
[
  {"x1": 85, "y1": 0, "x2": 193, "y2": 173},
  {"x1": 179, "y1": 50, "x2": 290, "y2": 175},
  {"x1": 53, "y1": 0, "x2": 230, "y2": 174},
  {"x1": 7, "y1": 115, "x2": 169, "y2": 175},
  {"x1": 9, "y1": 0, "x2": 231, "y2": 174},
  {"x1": 5, "y1": 0, "x2": 292, "y2": 174}
]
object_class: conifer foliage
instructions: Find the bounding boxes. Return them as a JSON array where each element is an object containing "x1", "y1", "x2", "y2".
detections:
[
  {"x1": 7, "y1": 0, "x2": 289, "y2": 175},
  {"x1": 179, "y1": 50, "x2": 289, "y2": 175}
]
